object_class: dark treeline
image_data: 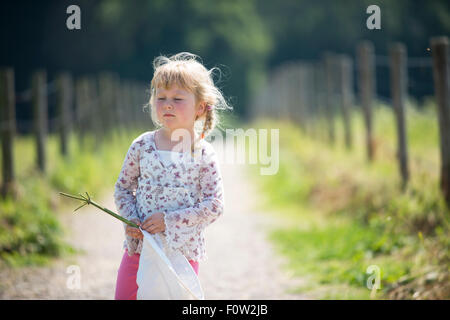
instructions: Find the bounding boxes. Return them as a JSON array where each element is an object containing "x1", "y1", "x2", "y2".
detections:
[{"x1": 1, "y1": 0, "x2": 449, "y2": 132}]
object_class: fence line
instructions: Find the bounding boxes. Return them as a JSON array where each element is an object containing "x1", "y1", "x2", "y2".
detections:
[
  {"x1": 0, "y1": 69, "x2": 150, "y2": 199},
  {"x1": 375, "y1": 55, "x2": 433, "y2": 68},
  {"x1": 249, "y1": 36, "x2": 450, "y2": 207}
]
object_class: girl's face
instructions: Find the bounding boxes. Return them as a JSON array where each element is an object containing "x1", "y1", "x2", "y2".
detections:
[{"x1": 155, "y1": 84, "x2": 204, "y2": 131}]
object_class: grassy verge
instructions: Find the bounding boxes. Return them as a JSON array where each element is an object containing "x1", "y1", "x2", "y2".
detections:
[
  {"x1": 0, "y1": 129, "x2": 145, "y2": 268},
  {"x1": 246, "y1": 102, "x2": 449, "y2": 299}
]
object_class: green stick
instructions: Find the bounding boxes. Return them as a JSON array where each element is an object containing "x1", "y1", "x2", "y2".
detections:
[{"x1": 59, "y1": 191, "x2": 140, "y2": 228}]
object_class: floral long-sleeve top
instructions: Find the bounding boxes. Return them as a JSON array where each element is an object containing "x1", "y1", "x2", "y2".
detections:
[{"x1": 113, "y1": 130, "x2": 224, "y2": 262}]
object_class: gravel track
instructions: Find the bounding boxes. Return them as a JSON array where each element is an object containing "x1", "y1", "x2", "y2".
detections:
[{"x1": 0, "y1": 159, "x2": 310, "y2": 300}]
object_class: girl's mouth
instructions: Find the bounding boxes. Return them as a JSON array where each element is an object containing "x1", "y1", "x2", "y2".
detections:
[{"x1": 163, "y1": 114, "x2": 175, "y2": 117}]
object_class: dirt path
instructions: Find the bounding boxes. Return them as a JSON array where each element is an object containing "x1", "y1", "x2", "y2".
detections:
[{"x1": 0, "y1": 158, "x2": 310, "y2": 299}]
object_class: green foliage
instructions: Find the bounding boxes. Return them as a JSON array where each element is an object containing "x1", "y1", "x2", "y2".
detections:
[
  {"x1": 0, "y1": 175, "x2": 70, "y2": 267},
  {"x1": 247, "y1": 103, "x2": 449, "y2": 299},
  {"x1": 48, "y1": 134, "x2": 125, "y2": 195},
  {"x1": 269, "y1": 221, "x2": 412, "y2": 290},
  {"x1": 0, "y1": 129, "x2": 142, "y2": 268}
]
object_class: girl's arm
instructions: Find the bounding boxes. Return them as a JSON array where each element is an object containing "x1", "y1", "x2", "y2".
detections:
[
  {"x1": 163, "y1": 145, "x2": 224, "y2": 232},
  {"x1": 114, "y1": 139, "x2": 141, "y2": 226}
]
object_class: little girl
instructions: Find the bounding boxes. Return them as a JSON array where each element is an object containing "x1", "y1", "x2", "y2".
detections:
[{"x1": 113, "y1": 52, "x2": 232, "y2": 300}]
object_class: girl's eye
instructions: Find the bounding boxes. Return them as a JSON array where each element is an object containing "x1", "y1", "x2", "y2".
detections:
[
  {"x1": 175, "y1": 98, "x2": 183, "y2": 101},
  {"x1": 157, "y1": 98, "x2": 165, "y2": 100}
]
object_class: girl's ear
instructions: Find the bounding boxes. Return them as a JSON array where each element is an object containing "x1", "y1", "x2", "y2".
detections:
[{"x1": 197, "y1": 102, "x2": 207, "y2": 117}]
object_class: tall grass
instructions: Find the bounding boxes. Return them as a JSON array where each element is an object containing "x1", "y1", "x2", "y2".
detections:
[
  {"x1": 0, "y1": 128, "x2": 145, "y2": 268},
  {"x1": 247, "y1": 101, "x2": 449, "y2": 299}
]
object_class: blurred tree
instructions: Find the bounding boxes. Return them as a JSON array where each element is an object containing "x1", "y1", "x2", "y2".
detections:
[
  {"x1": 38, "y1": 0, "x2": 272, "y2": 119},
  {"x1": 1, "y1": 0, "x2": 449, "y2": 127}
]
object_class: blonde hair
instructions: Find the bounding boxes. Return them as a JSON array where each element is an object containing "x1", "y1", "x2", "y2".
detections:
[{"x1": 145, "y1": 52, "x2": 232, "y2": 142}]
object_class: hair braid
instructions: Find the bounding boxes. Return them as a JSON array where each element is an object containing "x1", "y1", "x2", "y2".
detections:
[{"x1": 202, "y1": 108, "x2": 216, "y2": 138}]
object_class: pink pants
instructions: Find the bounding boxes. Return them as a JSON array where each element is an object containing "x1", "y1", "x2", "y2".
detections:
[{"x1": 114, "y1": 249, "x2": 199, "y2": 300}]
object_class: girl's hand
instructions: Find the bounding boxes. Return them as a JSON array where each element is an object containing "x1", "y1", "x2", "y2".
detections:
[
  {"x1": 142, "y1": 212, "x2": 166, "y2": 234},
  {"x1": 126, "y1": 219, "x2": 143, "y2": 239}
]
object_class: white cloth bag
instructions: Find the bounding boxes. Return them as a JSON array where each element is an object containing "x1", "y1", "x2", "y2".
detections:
[{"x1": 136, "y1": 228, "x2": 204, "y2": 300}]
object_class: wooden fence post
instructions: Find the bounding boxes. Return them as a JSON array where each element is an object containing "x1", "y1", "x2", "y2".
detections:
[
  {"x1": 263, "y1": 82, "x2": 270, "y2": 119},
  {"x1": 390, "y1": 43, "x2": 409, "y2": 190},
  {"x1": 98, "y1": 72, "x2": 114, "y2": 138},
  {"x1": 309, "y1": 63, "x2": 319, "y2": 139},
  {"x1": 324, "y1": 53, "x2": 336, "y2": 144},
  {"x1": 271, "y1": 69, "x2": 279, "y2": 120},
  {"x1": 112, "y1": 74, "x2": 125, "y2": 137},
  {"x1": 0, "y1": 67, "x2": 17, "y2": 198},
  {"x1": 56, "y1": 72, "x2": 73, "y2": 157},
  {"x1": 75, "y1": 77, "x2": 90, "y2": 148},
  {"x1": 303, "y1": 63, "x2": 314, "y2": 137},
  {"x1": 285, "y1": 64, "x2": 295, "y2": 122},
  {"x1": 290, "y1": 64, "x2": 298, "y2": 128},
  {"x1": 339, "y1": 55, "x2": 354, "y2": 150},
  {"x1": 131, "y1": 82, "x2": 139, "y2": 128},
  {"x1": 143, "y1": 83, "x2": 151, "y2": 128},
  {"x1": 138, "y1": 83, "x2": 148, "y2": 129},
  {"x1": 123, "y1": 81, "x2": 133, "y2": 131},
  {"x1": 357, "y1": 41, "x2": 376, "y2": 161},
  {"x1": 431, "y1": 36, "x2": 450, "y2": 206},
  {"x1": 314, "y1": 62, "x2": 326, "y2": 141},
  {"x1": 303, "y1": 63, "x2": 312, "y2": 133},
  {"x1": 279, "y1": 65, "x2": 289, "y2": 121},
  {"x1": 86, "y1": 76, "x2": 102, "y2": 150},
  {"x1": 257, "y1": 78, "x2": 267, "y2": 119},
  {"x1": 136, "y1": 82, "x2": 145, "y2": 129},
  {"x1": 32, "y1": 70, "x2": 48, "y2": 173}
]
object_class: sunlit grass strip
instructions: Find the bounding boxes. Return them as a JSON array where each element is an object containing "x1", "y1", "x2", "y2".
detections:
[{"x1": 59, "y1": 191, "x2": 139, "y2": 228}]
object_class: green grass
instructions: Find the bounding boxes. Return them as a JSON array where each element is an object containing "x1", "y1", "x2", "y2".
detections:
[
  {"x1": 0, "y1": 128, "x2": 148, "y2": 268},
  {"x1": 246, "y1": 101, "x2": 449, "y2": 300},
  {"x1": 0, "y1": 175, "x2": 73, "y2": 267}
]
